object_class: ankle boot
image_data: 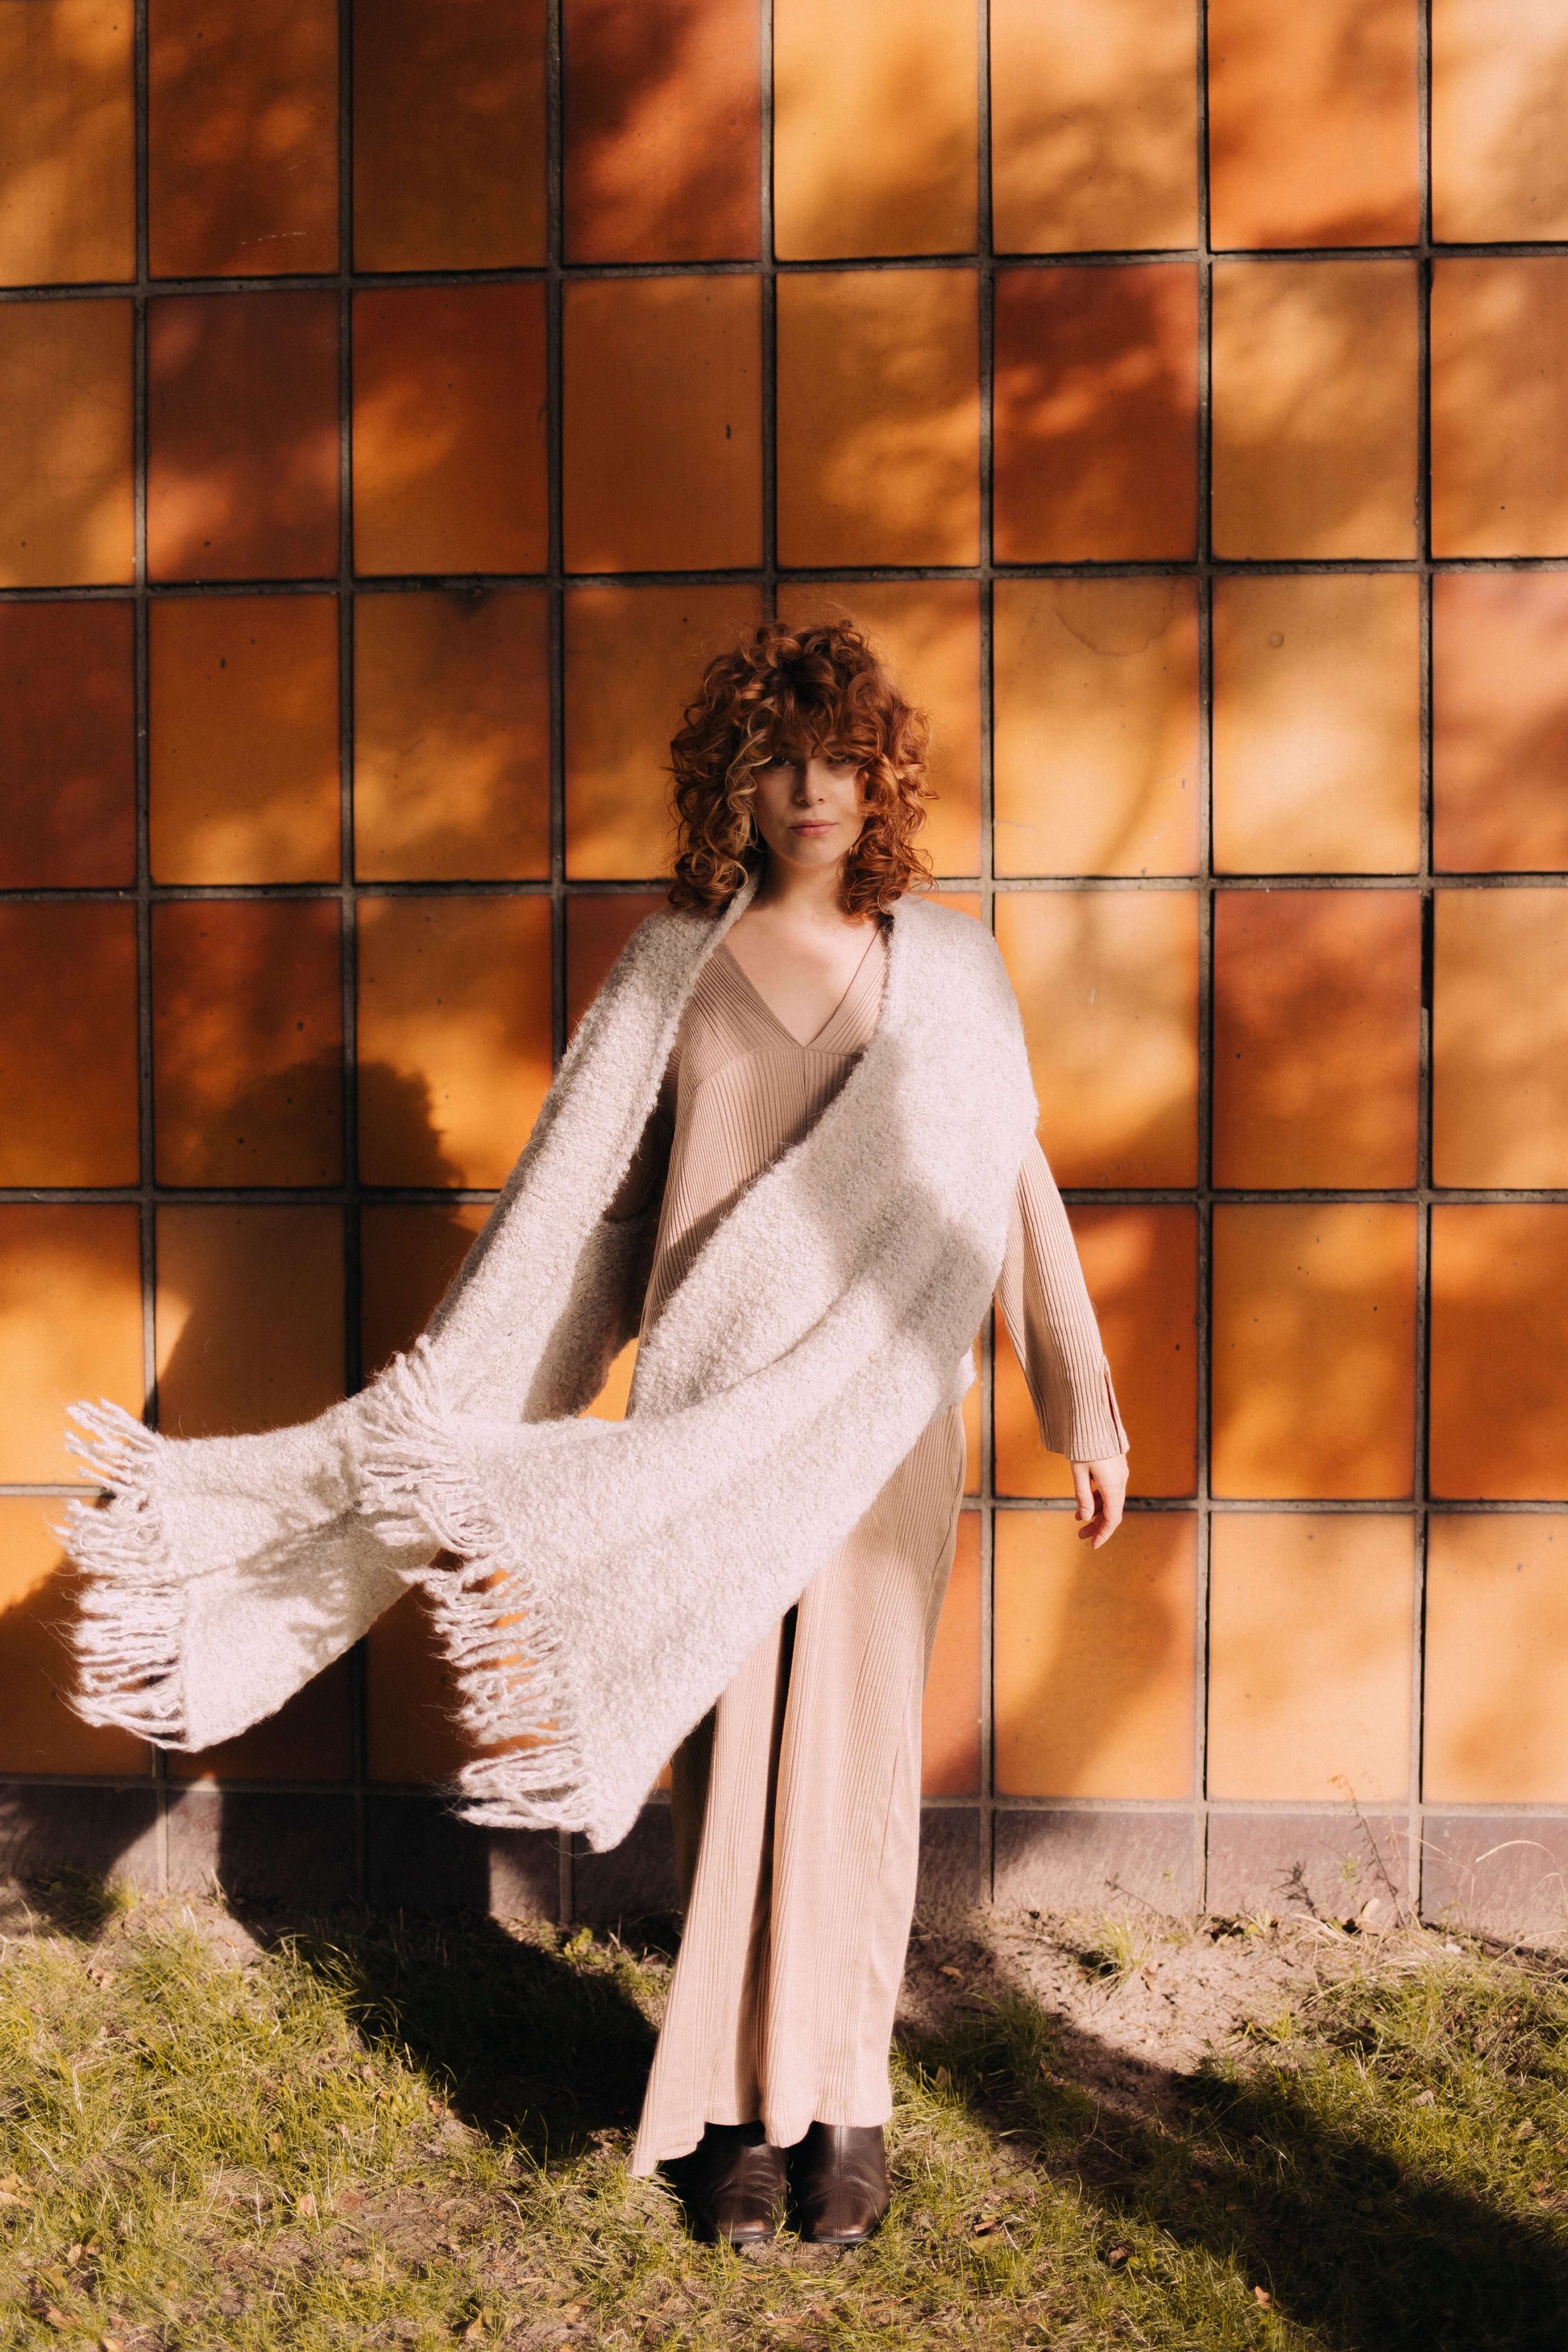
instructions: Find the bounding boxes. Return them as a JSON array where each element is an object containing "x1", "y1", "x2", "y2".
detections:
[
  {"x1": 677, "y1": 2122, "x2": 786, "y2": 2245},
  {"x1": 794, "y1": 2122, "x2": 890, "y2": 2246}
]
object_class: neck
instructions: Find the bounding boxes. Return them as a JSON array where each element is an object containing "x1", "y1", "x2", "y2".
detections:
[{"x1": 751, "y1": 854, "x2": 864, "y2": 928}]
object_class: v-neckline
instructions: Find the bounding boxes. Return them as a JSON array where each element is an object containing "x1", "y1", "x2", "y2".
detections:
[{"x1": 717, "y1": 924, "x2": 884, "y2": 1051}]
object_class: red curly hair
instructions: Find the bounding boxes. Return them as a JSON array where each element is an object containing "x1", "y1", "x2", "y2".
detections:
[{"x1": 666, "y1": 619, "x2": 934, "y2": 917}]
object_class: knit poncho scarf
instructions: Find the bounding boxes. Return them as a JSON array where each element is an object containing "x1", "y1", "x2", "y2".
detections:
[{"x1": 64, "y1": 881, "x2": 1039, "y2": 1852}]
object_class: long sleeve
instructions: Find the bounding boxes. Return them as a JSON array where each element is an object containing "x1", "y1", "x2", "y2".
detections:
[
  {"x1": 604, "y1": 1053, "x2": 677, "y2": 1224},
  {"x1": 996, "y1": 1137, "x2": 1129, "y2": 1462}
]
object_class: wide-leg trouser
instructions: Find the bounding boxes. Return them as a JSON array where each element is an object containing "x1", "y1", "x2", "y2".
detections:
[{"x1": 629, "y1": 1403, "x2": 965, "y2": 2174}]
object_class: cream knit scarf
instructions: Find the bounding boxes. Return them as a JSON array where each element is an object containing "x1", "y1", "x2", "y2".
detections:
[{"x1": 64, "y1": 879, "x2": 1039, "y2": 1852}]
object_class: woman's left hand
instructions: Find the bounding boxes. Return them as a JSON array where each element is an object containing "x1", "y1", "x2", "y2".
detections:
[{"x1": 1070, "y1": 1454, "x2": 1128, "y2": 1549}]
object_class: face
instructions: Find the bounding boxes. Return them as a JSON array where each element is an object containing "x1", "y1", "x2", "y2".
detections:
[{"x1": 751, "y1": 746, "x2": 865, "y2": 874}]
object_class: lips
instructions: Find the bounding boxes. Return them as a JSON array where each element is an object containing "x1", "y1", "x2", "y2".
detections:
[{"x1": 791, "y1": 820, "x2": 834, "y2": 834}]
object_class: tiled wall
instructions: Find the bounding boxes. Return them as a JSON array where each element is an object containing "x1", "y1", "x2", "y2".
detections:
[{"x1": 3, "y1": 0, "x2": 1567, "y2": 1936}]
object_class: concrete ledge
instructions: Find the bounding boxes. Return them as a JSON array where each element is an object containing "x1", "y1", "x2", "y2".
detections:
[
  {"x1": 0, "y1": 1784, "x2": 159, "y2": 1890},
  {"x1": 1206, "y1": 1810, "x2": 1412, "y2": 1924},
  {"x1": 916, "y1": 1807, "x2": 981, "y2": 1919},
  {"x1": 572, "y1": 1806, "x2": 679, "y2": 1925},
  {"x1": 1421, "y1": 1815, "x2": 1568, "y2": 1943},
  {"x1": 168, "y1": 1788, "x2": 356, "y2": 1909},
  {"x1": 993, "y1": 1807, "x2": 1197, "y2": 1916}
]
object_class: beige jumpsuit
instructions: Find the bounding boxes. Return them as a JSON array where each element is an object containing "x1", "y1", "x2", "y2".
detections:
[{"x1": 616, "y1": 925, "x2": 1126, "y2": 2172}]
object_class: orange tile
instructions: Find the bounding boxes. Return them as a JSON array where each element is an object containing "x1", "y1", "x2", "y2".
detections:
[
  {"x1": 1434, "y1": 573, "x2": 1568, "y2": 873},
  {"x1": 147, "y1": 0, "x2": 337, "y2": 277},
  {"x1": 0, "y1": 1203, "x2": 142, "y2": 1483},
  {"x1": 989, "y1": 0, "x2": 1197, "y2": 255},
  {"x1": 566, "y1": 893, "x2": 667, "y2": 1034},
  {"x1": 996, "y1": 890, "x2": 1200, "y2": 1188},
  {"x1": 1431, "y1": 258, "x2": 1568, "y2": 558},
  {"x1": 357, "y1": 895, "x2": 552, "y2": 1188},
  {"x1": 1212, "y1": 1205, "x2": 1417, "y2": 1500},
  {"x1": 168, "y1": 1657, "x2": 353, "y2": 1785},
  {"x1": 1211, "y1": 259, "x2": 1419, "y2": 558},
  {"x1": 583, "y1": 1339, "x2": 638, "y2": 1425},
  {"x1": 0, "y1": 0, "x2": 135, "y2": 284},
  {"x1": 563, "y1": 0, "x2": 759, "y2": 263},
  {"x1": 151, "y1": 898, "x2": 342, "y2": 1184},
  {"x1": 0, "y1": 902, "x2": 138, "y2": 1184},
  {"x1": 1424, "y1": 1516, "x2": 1568, "y2": 1802},
  {"x1": 993, "y1": 265, "x2": 1198, "y2": 562},
  {"x1": 1208, "y1": 1516, "x2": 1414, "y2": 1803},
  {"x1": 147, "y1": 291, "x2": 338, "y2": 581},
  {"x1": 997, "y1": 1206, "x2": 1197, "y2": 1500},
  {"x1": 1433, "y1": 0, "x2": 1568, "y2": 243},
  {"x1": 773, "y1": 0, "x2": 975, "y2": 259},
  {"x1": 1434, "y1": 890, "x2": 1568, "y2": 1187},
  {"x1": 0, "y1": 1497, "x2": 146, "y2": 1776},
  {"x1": 562, "y1": 276, "x2": 761, "y2": 573},
  {"x1": 921, "y1": 1512, "x2": 980, "y2": 1796},
  {"x1": 993, "y1": 579, "x2": 1199, "y2": 878},
  {"x1": 155, "y1": 1205, "x2": 343, "y2": 1438},
  {"x1": 1207, "y1": 0, "x2": 1418, "y2": 250},
  {"x1": 354, "y1": 0, "x2": 546, "y2": 270},
  {"x1": 1431, "y1": 1208, "x2": 1568, "y2": 1501},
  {"x1": 1213, "y1": 890, "x2": 1421, "y2": 1188},
  {"x1": 0, "y1": 599, "x2": 134, "y2": 885},
  {"x1": 776, "y1": 269, "x2": 979, "y2": 567},
  {"x1": 353, "y1": 283, "x2": 549, "y2": 578},
  {"x1": 355, "y1": 588, "x2": 550, "y2": 882},
  {"x1": 775, "y1": 581, "x2": 981, "y2": 877},
  {"x1": 0, "y1": 295, "x2": 132, "y2": 584},
  {"x1": 994, "y1": 1511, "x2": 1196, "y2": 1798},
  {"x1": 564, "y1": 583, "x2": 764, "y2": 879},
  {"x1": 367, "y1": 1585, "x2": 475, "y2": 1786},
  {"x1": 363, "y1": 1201, "x2": 490, "y2": 1383},
  {"x1": 149, "y1": 593, "x2": 338, "y2": 883},
  {"x1": 1212, "y1": 573, "x2": 1421, "y2": 875}
]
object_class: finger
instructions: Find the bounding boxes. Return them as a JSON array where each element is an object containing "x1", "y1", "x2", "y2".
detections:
[{"x1": 1071, "y1": 1463, "x2": 1096, "y2": 1523}]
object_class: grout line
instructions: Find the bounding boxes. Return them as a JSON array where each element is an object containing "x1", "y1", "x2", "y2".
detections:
[
  {"x1": 759, "y1": 0, "x2": 777, "y2": 612},
  {"x1": 975, "y1": 0, "x2": 996, "y2": 1909},
  {"x1": 1193, "y1": 0, "x2": 1215, "y2": 1914},
  {"x1": 1412, "y1": 0, "x2": 1436, "y2": 1919}
]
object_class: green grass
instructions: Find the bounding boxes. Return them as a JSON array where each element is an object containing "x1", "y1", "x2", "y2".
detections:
[{"x1": 2, "y1": 1898, "x2": 1567, "y2": 2349}]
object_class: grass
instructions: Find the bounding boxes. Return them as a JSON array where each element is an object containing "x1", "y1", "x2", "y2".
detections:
[{"x1": 2, "y1": 1893, "x2": 1567, "y2": 2349}]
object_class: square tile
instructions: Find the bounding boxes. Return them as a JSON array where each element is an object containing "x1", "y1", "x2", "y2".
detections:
[
  {"x1": 562, "y1": 275, "x2": 761, "y2": 572},
  {"x1": 1421, "y1": 1811, "x2": 1568, "y2": 1942},
  {"x1": 915, "y1": 1807, "x2": 981, "y2": 1919},
  {"x1": 1434, "y1": 890, "x2": 1568, "y2": 1187},
  {"x1": 564, "y1": 583, "x2": 763, "y2": 879},
  {"x1": 148, "y1": 0, "x2": 337, "y2": 276},
  {"x1": 993, "y1": 264, "x2": 1198, "y2": 561},
  {"x1": 1212, "y1": 1205, "x2": 1417, "y2": 1500},
  {"x1": 776, "y1": 580, "x2": 981, "y2": 877},
  {"x1": 565, "y1": 894, "x2": 667, "y2": 1035},
  {"x1": 1432, "y1": 0, "x2": 1568, "y2": 242},
  {"x1": 777, "y1": 268, "x2": 979, "y2": 566},
  {"x1": 353, "y1": 0, "x2": 546, "y2": 270},
  {"x1": 0, "y1": 901, "x2": 138, "y2": 1183},
  {"x1": 1208, "y1": 1516, "x2": 1414, "y2": 1802},
  {"x1": 993, "y1": 578, "x2": 1199, "y2": 878},
  {"x1": 989, "y1": 0, "x2": 1198, "y2": 254},
  {"x1": 563, "y1": 0, "x2": 759, "y2": 262},
  {"x1": 357, "y1": 895, "x2": 552, "y2": 1188},
  {"x1": 152, "y1": 898, "x2": 342, "y2": 1184},
  {"x1": 1211, "y1": 258, "x2": 1418, "y2": 558},
  {"x1": 1213, "y1": 888, "x2": 1421, "y2": 1187},
  {"x1": 354, "y1": 587, "x2": 550, "y2": 881},
  {"x1": 0, "y1": 1205, "x2": 142, "y2": 1483},
  {"x1": 0, "y1": 0, "x2": 135, "y2": 284},
  {"x1": 0, "y1": 295, "x2": 132, "y2": 584},
  {"x1": 1432, "y1": 259, "x2": 1568, "y2": 557},
  {"x1": 167, "y1": 1790, "x2": 356, "y2": 1908},
  {"x1": 993, "y1": 1807, "x2": 1197, "y2": 1915},
  {"x1": 147, "y1": 290, "x2": 338, "y2": 580},
  {"x1": 1434, "y1": 573, "x2": 1568, "y2": 873},
  {"x1": 994, "y1": 1512, "x2": 1197, "y2": 1798},
  {"x1": 150, "y1": 592, "x2": 339, "y2": 882},
  {"x1": 0, "y1": 1785, "x2": 159, "y2": 1894},
  {"x1": 353, "y1": 283, "x2": 548, "y2": 576},
  {"x1": 364, "y1": 1792, "x2": 493, "y2": 1913},
  {"x1": 1212, "y1": 572, "x2": 1421, "y2": 874},
  {"x1": 1430, "y1": 1206, "x2": 1568, "y2": 1501},
  {"x1": 922, "y1": 1512, "x2": 980, "y2": 1797},
  {"x1": 361, "y1": 1201, "x2": 489, "y2": 1380},
  {"x1": 773, "y1": 0, "x2": 975, "y2": 259},
  {"x1": 154, "y1": 1205, "x2": 344, "y2": 1438},
  {"x1": 0, "y1": 1496, "x2": 147, "y2": 1774},
  {"x1": 995, "y1": 889, "x2": 1200, "y2": 1188},
  {"x1": 1207, "y1": 0, "x2": 1418, "y2": 249},
  {"x1": 1425, "y1": 1516, "x2": 1568, "y2": 1802},
  {"x1": 0, "y1": 599, "x2": 134, "y2": 885},
  {"x1": 1206, "y1": 1811, "x2": 1412, "y2": 1923},
  {"x1": 997, "y1": 1205, "x2": 1198, "y2": 1500}
]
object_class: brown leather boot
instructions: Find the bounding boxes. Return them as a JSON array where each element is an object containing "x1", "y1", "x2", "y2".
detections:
[
  {"x1": 674, "y1": 2122, "x2": 786, "y2": 2245},
  {"x1": 794, "y1": 2122, "x2": 890, "y2": 2246}
]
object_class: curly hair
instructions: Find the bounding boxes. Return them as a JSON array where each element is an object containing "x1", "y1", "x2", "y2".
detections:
[{"x1": 666, "y1": 619, "x2": 935, "y2": 917}]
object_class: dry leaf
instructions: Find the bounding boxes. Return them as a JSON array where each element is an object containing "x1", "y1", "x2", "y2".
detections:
[
  {"x1": 296, "y1": 2192, "x2": 318, "y2": 2220},
  {"x1": 1414, "y1": 2089, "x2": 1435, "y2": 2106},
  {"x1": 100, "y1": 2337, "x2": 126, "y2": 2352},
  {"x1": 44, "y1": 2313, "x2": 70, "y2": 2331},
  {"x1": 338, "y1": 2188, "x2": 366, "y2": 2212},
  {"x1": 939, "y1": 1964, "x2": 963, "y2": 1981},
  {"x1": 463, "y1": 2323, "x2": 485, "y2": 2344},
  {"x1": 1106, "y1": 2245, "x2": 1129, "y2": 2265},
  {"x1": 0, "y1": 2189, "x2": 27, "y2": 2209},
  {"x1": 933, "y1": 2065, "x2": 951, "y2": 2089},
  {"x1": 1516, "y1": 2118, "x2": 1537, "y2": 2141},
  {"x1": 560, "y1": 2305, "x2": 583, "y2": 2322},
  {"x1": 1254, "y1": 2286, "x2": 1271, "y2": 2306}
]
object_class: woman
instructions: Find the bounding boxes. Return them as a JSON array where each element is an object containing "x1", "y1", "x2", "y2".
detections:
[{"x1": 64, "y1": 620, "x2": 1126, "y2": 2253}]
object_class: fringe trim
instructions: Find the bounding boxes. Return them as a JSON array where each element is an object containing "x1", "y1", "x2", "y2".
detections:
[
  {"x1": 355, "y1": 1343, "x2": 591, "y2": 1832},
  {"x1": 60, "y1": 1400, "x2": 188, "y2": 1745}
]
